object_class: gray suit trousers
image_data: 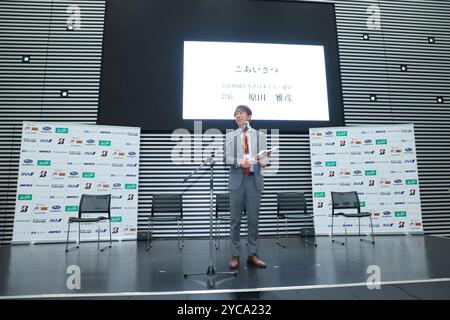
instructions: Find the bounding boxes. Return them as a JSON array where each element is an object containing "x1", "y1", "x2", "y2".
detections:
[{"x1": 229, "y1": 175, "x2": 262, "y2": 257}]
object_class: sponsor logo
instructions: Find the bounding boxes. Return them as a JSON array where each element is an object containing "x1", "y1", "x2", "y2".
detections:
[
  {"x1": 82, "y1": 172, "x2": 95, "y2": 178},
  {"x1": 336, "y1": 131, "x2": 347, "y2": 137},
  {"x1": 383, "y1": 223, "x2": 394, "y2": 228},
  {"x1": 18, "y1": 194, "x2": 32, "y2": 200},
  {"x1": 364, "y1": 139, "x2": 373, "y2": 145},
  {"x1": 85, "y1": 139, "x2": 96, "y2": 145},
  {"x1": 69, "y1": 151, "x2": 81, "y2": 155},
  {"x1": 112, "y1": 163, "x2": 124, "y2": 167},
  {"x1": 57, "y1": 138, "x2": 65, "y2": 144},
  {"x1": 112, "y1": 183, "x2": 122, "y2": 189},
  {"x1": 406, "y1": 179, "x2": 418, "y2": 185},
  {"x1": 55, "y1": 128, "x2": 68, "y2": 133},
  {"x1": 394, "y1": 191, "x2": 405, "y2": 195},
  {"x1": 40, "y1": 139, "x2": 52, "y2": 143},
  {"x1": 20, "y1": 205, "x2": 29, "y2": 212},
  {"x1": 351, "y1": 152, "x2": 361, "y2": 156},
  {"x1": 325, "y1": 161, "x2": 336, "y2": 167},
  {"x1": 112, "y1": 195, "x2": 123, "y2": 200},
  {"x1": 84, "y1": 183, "x2": 92, "y2": 189},
  {"x1": 111, "y1": 217, "x2": 122, "y2": 223},
  {"x1": 324, "y1": 131, "x2": 334, "y2": 137},
  {"x1": 394, "y1": 179, "x2": 403, "y2": 185},
  {"x1": 340, "y1": 170, "x2": 351, "y2": 177},
  {"x1": 395, "y1": 211, "x2": 407, "y2": 217},
  {"x1": 125, "y1": 174, "x2": 137, "y2": 177},
  {"x1": 21, "y1": 172, "x2": 34, "y2": 176},
  {"x1": 23, "y1": 159, "x2": 34, "y2": 165},
  {"x1": 23, "y1": 138, "x2": 37, "y2": 143},
  {"x1": 383, "y1": 211, "x2": 392, "y2": 216},
  {"x1": 354, "y1": 182, "x2": 364, "y2": 186},
  {"x1": 311, "y1": 143, "x2": 322, "y2": 147},
  {"x1": 365, "y1": 151, "x2": 375, "y2": 155},
  {"x1": 53, "y1": 170, "x2": 66, "y2": 177},
  {"x1": 339, "y1": 140, "x2": 346, "y2": 147},
  {"x1": 376, "y1": 139, "x2": 387, "y2": 145},
  {"x1": 365, "y1": 170, "x2": 377, "y2": 176},
  {"x1": 101, "y1": 151, "x2": 108, "y2": 157},
  {"x1": 314, "y1": 173, "x2": 324, "y2": 177},
  {"x1": 83, "y1": 162, "x2": 95, "y2": 166},
  {"x1": 127, "y1": 194, "x2": 135, "y2": 200},
  {"x1": 65, "y1": 206, "x2": 79, "y2": 212},
  {"x1": 67, "y1": 184, "x2": 79, "y2": 188},
  {"x1": 51, "y1": 184, "x2": 64, "y2": 188},
  {"x1": 324, "y1": 142, "x2": 335, "y2": 146},
  {"x1": 19, "y1": 184, "x2": 33, "y2": 187},
  {"x1": 37, "y1": 160, "x2": 51, "y2": 166},
  {"x1": 126, "y1": 163, "x2": 138, "y2": 167},
  {"x1": 314, "y1": 192, "x2": 325, "y2": 198},
  {"x1": 48, "y1": 231, "x2": 61, "y2": 234},
  {"x1": 328, "y1": 171, "x2": 335, "y2": 177},
  {"x1": 69, "y1": 171, "x2": 79, "y2": 177},
  {"x1": 353, "y1": 170, "x2": 362, "y2": 176},
  {"x1": 99, "y1": 140, "x2": 111, "y2": 146},
  {"x1": 314, "y1": 161, "x2": 322, "y2": 167},
  {"x1": 125, "y1": 184, "x2": 137, "y2": 189},
  {"x1": 84, "y1": 151, "x2": 96, "y2": 156},
  {"x1": 66, "y1": 195, "x2": 79, "y2": 200}
]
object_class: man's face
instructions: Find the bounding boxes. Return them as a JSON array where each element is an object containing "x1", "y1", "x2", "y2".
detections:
[{"x1": 234, "y1": 109, "x2": 251, "y2": 128}]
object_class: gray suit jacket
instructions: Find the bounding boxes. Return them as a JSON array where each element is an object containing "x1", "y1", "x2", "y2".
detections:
[{"x1": 224, "y1": 128, "x2": 267, "y2": 191}]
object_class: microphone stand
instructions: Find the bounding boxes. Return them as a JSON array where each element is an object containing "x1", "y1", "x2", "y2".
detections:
[{"x1": 183, "y1": 140, "x2": 237, "y2": 289}]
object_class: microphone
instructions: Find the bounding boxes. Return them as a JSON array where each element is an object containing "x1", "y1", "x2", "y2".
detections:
[{"x1": 243, "y1": 121, "x2": 249, "y2": 132}]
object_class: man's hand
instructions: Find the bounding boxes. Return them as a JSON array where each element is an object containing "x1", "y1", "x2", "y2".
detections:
[
  {"x1": 258, "y1": 156, "x2": 268, "y2": 167},
  {"x1": 239, "y1": 158, "x2": 251, "y2": 168}
]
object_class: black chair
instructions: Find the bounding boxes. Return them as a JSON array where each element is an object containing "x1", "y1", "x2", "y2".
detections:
[
  {"x1": 65, "y1": 194, "x2": 112, "y2": 252},
  {"x1": 331, "y1": 191, "x2": 375, "y2": 245},
  {"x1": 146, "y1": 193, "x2": 184, "y2": 251},
  {"x1": 276, "y1": 192, "x2": 317, "y2": 247},
  {"x1": 214, "y1": 193, "x2": 247, "y2": 250}
]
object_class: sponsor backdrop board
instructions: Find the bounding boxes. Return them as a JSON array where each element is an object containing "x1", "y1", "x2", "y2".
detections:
[
  {"x1": 309, "y1": 124, "x2": 423, "y2": 235},
  {"x1": 13, "y1": 122, "x2": 140, "y2": 243}
]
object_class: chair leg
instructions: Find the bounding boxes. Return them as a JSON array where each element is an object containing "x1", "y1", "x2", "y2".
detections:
[
  {"x1": 360, "y1": 216, "x2": 376, "y2": 244},
  {"x1": 65, "y1": 222, "x2": 71, "y2": 252},
  {"x1": 331, "y1": 214, "x2": 345, "y2": 245},
  {"x1": 178, "y1": 219, "x2": 185, "y2": 250},
  {"x1": 276, "y1": 215, "x2": 286, "y2": 248},
  {"x1": 146, "y1": 218, "x2": 153, "y2": 251},
  {"x1": 100, "y1": 220, "x2": 113, "y2": 252},
  {"x1": 305, "y1": 218, "x2": 318, "y2": 247},
  {"x1": 77, "y1": 222, "x2": 80, "y2": 248}
]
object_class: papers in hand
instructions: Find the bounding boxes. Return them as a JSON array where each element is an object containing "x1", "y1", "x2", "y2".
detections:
[{"x1": 248, "y1": 146, "x2": 279, "y2": 164}]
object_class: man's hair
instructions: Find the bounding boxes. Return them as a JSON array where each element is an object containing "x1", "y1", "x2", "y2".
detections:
[{"x1": 234, "y1": 105, "x2": 252, "y2": 117}]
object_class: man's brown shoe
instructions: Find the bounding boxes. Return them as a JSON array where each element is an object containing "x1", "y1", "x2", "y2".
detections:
[
  {"x1": 229, "y1": 256, "x2": 240, "y2": 269},
  {"x1": 247, "y1": 255, "x2": 266, "y2": 268}
]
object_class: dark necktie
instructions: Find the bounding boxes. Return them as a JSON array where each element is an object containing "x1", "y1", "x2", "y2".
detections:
[{"x1": 243, "y1": 132, "x2": 250, "y2": 176}]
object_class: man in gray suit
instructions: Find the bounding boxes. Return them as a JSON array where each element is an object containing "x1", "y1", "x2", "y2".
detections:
[{"x1": 225, "y1": 105, "x2": 268, "y2": 269}]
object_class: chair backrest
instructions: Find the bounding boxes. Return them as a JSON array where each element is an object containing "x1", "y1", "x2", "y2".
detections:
[
  {"x1": 79, "y1": 194, "x2": 111, "y2": 219},
  {"x1": 216, "y1": 193, "x2": 230, "y2": 218},
  {"x1": 331, "y1": 191, "x2": 360, "y2": 213},
  {"x1": 277, "y1": 192, "x2": 307, "y2": 217},
  {"x1": 151, "y1": 193, "x2": 183, "y2": 217}
]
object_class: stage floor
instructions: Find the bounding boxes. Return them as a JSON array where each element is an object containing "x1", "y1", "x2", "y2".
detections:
[{"x1": 1, "y1": 235, "x2": 450, "y2": 299}]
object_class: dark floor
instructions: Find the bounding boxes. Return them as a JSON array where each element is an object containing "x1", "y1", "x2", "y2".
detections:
[{"x1": 1, "y1": 235, "x2": 450, "y2": 299}]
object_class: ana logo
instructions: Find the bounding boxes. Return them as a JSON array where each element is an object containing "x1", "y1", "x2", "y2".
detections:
[
  {"x1": 49, "y1": 218, "x2": 62, "y2": 223},
  {"x1": 394, "y1": 191, "x2": 405, "y2": 195},
  {"x1": 404, "y1": 159, "x2": 416, "y2": 164},
  {"x1": 314, "y1": 173, "x2": 324, "y2": 176},
  {"x1": 365, "y1": 151, "x2": 375, "y2": 155},
  {"x1": 84, "y1": 151, "x2": 96, "y2": 156},
  {"x1": 325, "y1": 142, "x2": 335, "y2": 146},
  {"x1": 354, "y1": 182, "x2": 364, "y2": 186},
  {"x1": 21, "y1": 172, "x2": 34, "y2": 176},
  {"x1": 383, "y1": 223, "x2": 394, "y2": 228},
  {"x1": 112, "y1": 195, "x2": 123, "y2": 200},
  {"x1": 40, "y1": 139, "x2": 52, "y2": 143},
  {"x1": 67, "y1": 184, "x2": 79, "y2": 188},
  {"x1": 126, "y1": 163, "x2": 138, "y2": 167}
]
